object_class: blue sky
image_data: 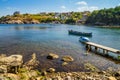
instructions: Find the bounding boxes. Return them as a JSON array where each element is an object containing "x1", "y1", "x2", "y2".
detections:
[{"x1": 0, "y1": 0, "x2": 120, "y2": 16}]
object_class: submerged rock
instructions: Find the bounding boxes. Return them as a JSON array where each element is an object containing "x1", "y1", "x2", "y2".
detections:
[
  {"x1": 47, "y1": 53, "x2": 59, "y2": 59},
  {"x1": 84, "y1": 63, "x2": 100, "y2": 72},
  {"x1": 62, "y1": 55, "x2": 74, "y2": 62}
]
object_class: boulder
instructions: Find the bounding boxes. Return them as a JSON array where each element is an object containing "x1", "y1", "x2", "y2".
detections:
[
  {"x1": 0, "y1": 55, "x2": 23, "y2": 66},
  {"x1": 47, "y1": 53, "x2": 59, "y2": 59},
  {"x1": 62, "y1": 55, "x2": 74, "y2": 62}
]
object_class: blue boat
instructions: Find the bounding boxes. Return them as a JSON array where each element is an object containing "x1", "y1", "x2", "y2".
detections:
[{"x1": 79, "y1": 37, "x2": 90, "y2": 43}]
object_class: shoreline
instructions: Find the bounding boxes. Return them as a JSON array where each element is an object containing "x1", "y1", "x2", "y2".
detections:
[
  {"x1": 0, "y1": 54, "x2": 120, "y2": 80},
  {"x1": 0, "y1": 23, "x2": 120, "y2": 28}
]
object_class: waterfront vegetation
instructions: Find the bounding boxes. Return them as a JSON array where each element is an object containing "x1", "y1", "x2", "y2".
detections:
[{"x1": 86, "y1": 6, "x2": 120, "y2": 26}]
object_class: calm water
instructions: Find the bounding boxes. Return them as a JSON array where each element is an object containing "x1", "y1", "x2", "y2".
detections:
[{"x1": 0, "y1": 24, "x2": 120, "y2": 71}]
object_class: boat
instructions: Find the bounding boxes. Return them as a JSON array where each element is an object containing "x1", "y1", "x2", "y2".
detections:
[
  {"x1": 68, "y1": 30, "x2": 92, "y2": 37},
  {"x1": 79, "y1": 37, "x2": 90, "y2": 43}
]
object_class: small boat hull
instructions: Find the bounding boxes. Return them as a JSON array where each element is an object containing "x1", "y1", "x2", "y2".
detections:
[{"x1": 68, "y1": 30, "x2": 92, "y2": 37}]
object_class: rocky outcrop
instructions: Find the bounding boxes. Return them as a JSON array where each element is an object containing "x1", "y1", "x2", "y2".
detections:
[
  {"x1": 62, "y1": 55, "x2": 74, "y2": 62},
  {"x1": 47, "y1": 53, "x2": 59, "y2": 60},
  {"x1": 0, "y1": 19, "x2": 40, "y2": 24}
]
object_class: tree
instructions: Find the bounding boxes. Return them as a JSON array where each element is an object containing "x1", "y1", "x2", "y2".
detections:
[
  {"x1": 65, "y1": 18, "x2": 76, "y2": 24},
  {"x1": 13, "y1": 11, "x2": 20, "y2": 16},
  {"x1": 86, "y1": 6, "x2": 120, "y2": 26}
]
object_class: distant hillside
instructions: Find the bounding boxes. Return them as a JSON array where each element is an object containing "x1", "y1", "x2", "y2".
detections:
[
  {"x1": 86, "y1": 6, "x2": 120, "y2": 26},
  {"x1": 0, "y1": 11, "x2": 90, "y2": 24}
]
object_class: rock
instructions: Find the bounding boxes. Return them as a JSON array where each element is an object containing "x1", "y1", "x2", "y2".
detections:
[
  {"x1": 64, "y1": 76, "x2": 71, "y2": 80},
  {"x1": 47, "y1": 68, "x2": 56, "y2": 73},
  {"x1": 5, "y1": 73, "x2": 20, "y2": 80},
  {"x1": 0, "y1": 55, "x2": 23, "y2": 66},
  {"x1": 0, "y1": 65, "x2": 7, "y2": 73},
  {"x1": 31, "y1": 20, "x2": 40, "y2": 24},
  {"x1": 47, "y1": 53, "x2": 59, "y2": 59},
  {"x1": 41, "y1": 71, "x2": 47, "y2": 76},
  {"x1": 62, "y1": 62, "x2": 68, "y2": 66},
  {"x1": 62, "y1": 55, "x2": 74, "y2": 62},
  {"x1": 6, "y1": 20, "x2": 23, "y2": 24},
  {"x1": 24, "y1": 53, "x2": 39, "y2": 70},
  {"x1": 108, "y1": 76, "x2": 117, "y2": 80},
  {"x1": 0, "y1": 54, "x2": 6, "y2": 58},
  {"x1": 84, "y1": 63, "x2": 99, "y2": 72}
]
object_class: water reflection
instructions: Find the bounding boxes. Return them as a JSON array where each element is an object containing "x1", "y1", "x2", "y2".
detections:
[{"x1": 10, "y1": 26, "x2": 52, "y2": 30}]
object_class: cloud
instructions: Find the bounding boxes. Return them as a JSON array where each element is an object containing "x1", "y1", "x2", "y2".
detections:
[
  {"x1": 76, "y1": 1, "x2": 98, "y2": 12},
  {"x1": 76, "y1": 1, "x2": 87, "y2": 6},
  {"x1": 61, "y1": 6, "x2": 66, "y2": 9},
  {"x1": 77, "y1": 6, "x2": 98, "y2": 12}
]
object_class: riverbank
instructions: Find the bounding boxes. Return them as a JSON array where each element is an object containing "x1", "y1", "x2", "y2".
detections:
[{"x1": 0, "y1": 53, "x2": 120, "y2": 80}]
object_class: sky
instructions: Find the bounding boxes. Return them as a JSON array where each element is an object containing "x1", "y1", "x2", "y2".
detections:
[{"x1": 0, "y1": 0, "x2": 120, "y2": 16}]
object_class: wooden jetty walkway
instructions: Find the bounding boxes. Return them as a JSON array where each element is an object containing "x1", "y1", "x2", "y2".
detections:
[
  {"x1": 85, "y1": 42, "x2": 120, "y2": 54},
  {"x1": 84, "y1": 42, "x2": 120, "y2": 60}
]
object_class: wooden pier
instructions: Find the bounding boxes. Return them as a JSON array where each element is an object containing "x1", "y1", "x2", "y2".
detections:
[{"x1": 85, "y1": 42, "x2": 120, "y2": 58}]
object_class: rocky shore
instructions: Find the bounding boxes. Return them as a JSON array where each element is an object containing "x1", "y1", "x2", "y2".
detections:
[{"x1": 0, "y1": 53, "x2": 120, "y2": 80}]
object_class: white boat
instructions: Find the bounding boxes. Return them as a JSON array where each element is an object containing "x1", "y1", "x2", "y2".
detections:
[{"x1": 79, "y1": 37, "x2": 90, "y2": 43}]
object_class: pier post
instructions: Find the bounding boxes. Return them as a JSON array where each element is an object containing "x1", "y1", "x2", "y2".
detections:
[
  {"x1": 86, "y1": 44, "x2": 88, "y2": 49},
  {"x1": 95, "y1": 47, "x2": 98, "y2": 53}
]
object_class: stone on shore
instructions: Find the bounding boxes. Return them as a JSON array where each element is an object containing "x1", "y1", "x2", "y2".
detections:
[
  {"x1": 47, "y1": 68, "x2": 56, "y2": 73},
  {"x1": 47, "y1": 53, "x2": 59, "y2": 59},
  {"x1": 62, "y1": 55, "x2": 74, "y2": 62},
  {"x1": 0, "y1": 55, "x2": 23, "y2": 66}
]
